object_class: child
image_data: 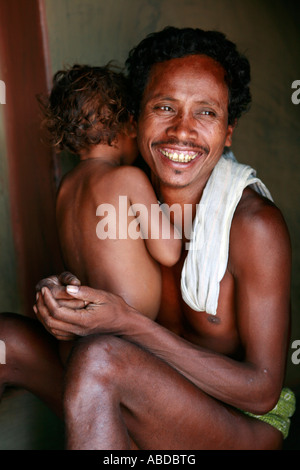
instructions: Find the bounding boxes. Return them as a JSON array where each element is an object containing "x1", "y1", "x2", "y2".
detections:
[{"x1": 41, "y1": 64, "x2": 182, "y2": 320}]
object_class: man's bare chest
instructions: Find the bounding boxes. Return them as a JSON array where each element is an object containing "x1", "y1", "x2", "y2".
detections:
[{"x1": 157, "y1": 261, "x2": 241, "y2": 356}]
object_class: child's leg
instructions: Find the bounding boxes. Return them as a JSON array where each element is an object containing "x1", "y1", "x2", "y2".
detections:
[
  {"x1": 94, "y1": 238, "x2": 162, "y2": 320},
  {"x1": 120, "y1": 248, "x2": 162, "y2": 320},
  {"x1": 0, "y1": 312, "x2": 63, "y2": 417}
]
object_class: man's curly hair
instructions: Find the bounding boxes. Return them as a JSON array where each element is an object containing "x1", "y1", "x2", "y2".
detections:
[
  {"x1": 39, "y1": 64, "x2": 132, "y2": 154},
  {"x1": 125, "y1": 26, "x2": 251, "y2": 125}
]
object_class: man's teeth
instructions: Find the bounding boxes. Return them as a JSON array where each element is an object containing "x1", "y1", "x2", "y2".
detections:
[{"x1": 160, "y1": 150, "x2": 198, "y2": 162}]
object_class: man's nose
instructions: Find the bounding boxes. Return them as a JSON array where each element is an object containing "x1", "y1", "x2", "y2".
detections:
[{"x1": 166, "y1": 112, "x2": 198, "y2": 141}]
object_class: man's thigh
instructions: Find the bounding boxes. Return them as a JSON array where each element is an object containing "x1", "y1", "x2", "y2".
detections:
[{"x1": 86, "y1": 335, "x2": 282, "y2": 450}]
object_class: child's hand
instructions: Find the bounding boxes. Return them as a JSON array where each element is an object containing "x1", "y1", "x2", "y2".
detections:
[{"x1": 35, "y1": 271, "x2": 83, "y2": 309}]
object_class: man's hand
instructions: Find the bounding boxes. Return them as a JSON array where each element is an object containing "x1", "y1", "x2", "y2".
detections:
[
  {"x1": 34, "y1": 272, "x2": 84, "y2": 339},
  {"x1": 35, "y1": 272, "x2": 83, "y2": 309},
  {"x1": 34, "y1": 285, "x2": 134, "y2": 341}
]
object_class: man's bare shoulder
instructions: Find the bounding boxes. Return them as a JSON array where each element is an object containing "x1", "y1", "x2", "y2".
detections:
[
  {"x1": 233, "y1": 186, "x2": 287, "y2": 230},
  {"x1": 229, "y1": 186, "x2": 291, "y2": 271}
]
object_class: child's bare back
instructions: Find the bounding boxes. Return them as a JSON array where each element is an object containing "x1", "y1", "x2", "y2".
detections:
[
  {"x1": 57, "y1": 154, "x2": 182, "y2": 318},
  {"x1": 42, "y1": 65, "x2": 181, "y2": 319}
]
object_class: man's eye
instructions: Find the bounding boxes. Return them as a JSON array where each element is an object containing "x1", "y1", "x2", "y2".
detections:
[
  {"x1": 154, "y1": 105, "x2": 174, "y2": 112},
  {"x1": 198, "y1": 110, "x2": 215, "y2": 117}
]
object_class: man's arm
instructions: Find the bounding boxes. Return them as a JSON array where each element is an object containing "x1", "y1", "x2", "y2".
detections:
[{"x1": 35, "y1": 201, "x2": 291, "y2": 414}]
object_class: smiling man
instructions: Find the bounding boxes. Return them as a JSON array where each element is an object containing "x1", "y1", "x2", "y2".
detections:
[
  {"x1": 136, "y1": 55, "x2": 233, "y2": 193},
  {"x1": 35, "y1": 27, "x2": 295, "y2": 449}
]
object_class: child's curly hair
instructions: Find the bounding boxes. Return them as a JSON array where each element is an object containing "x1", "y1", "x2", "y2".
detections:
[{"x1": 39, "y1": 64, "x2": 132, "y2": 154}]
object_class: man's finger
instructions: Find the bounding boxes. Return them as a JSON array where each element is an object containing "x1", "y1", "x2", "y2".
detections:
[
  {"x1": 41, "y1": 287, "x2": 84, "y2": 325},
  {"x1": 52, "y1": 330, "x2": 77, "y2": 341},
  {"x1": 35, "y1": 288, "x2": 79, "y2": 337},
  {"x1": 57, "y1": 298, "x2": 87, "y2": 309},
  {"x1": 38, "y1": 285, "x2": 81, "y2": 302},
  {"x1": 65, "y1": 285, "x2": 107, "y2": 304}
]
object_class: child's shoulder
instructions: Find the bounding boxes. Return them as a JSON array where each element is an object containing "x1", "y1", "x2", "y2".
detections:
[
  {"x1": 59, "y1": 164, "x2": 151, "y2": 200},
  {"x1": 112, "y1": 165, "x2": 147, "y2": 178},
  {"x1": 107, "y1": 165, "x2": 150, "y2": 186}
]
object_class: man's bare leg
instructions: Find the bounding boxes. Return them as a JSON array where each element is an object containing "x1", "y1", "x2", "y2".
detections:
[
  {"x1": 0, "y1": 313, "x2": 63, "y2": 417},
  {"x1": 63, "y1": 335, "x2": 283, "y2": 450}
]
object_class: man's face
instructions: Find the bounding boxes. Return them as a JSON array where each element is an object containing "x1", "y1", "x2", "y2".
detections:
[{"x1": 137, "y1": 55, "x2": 235, "y2": 192}]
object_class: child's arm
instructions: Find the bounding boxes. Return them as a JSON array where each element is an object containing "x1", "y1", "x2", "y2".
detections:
[{"x1": 124, "y1": 167, "x2": 182, "y2": 266}]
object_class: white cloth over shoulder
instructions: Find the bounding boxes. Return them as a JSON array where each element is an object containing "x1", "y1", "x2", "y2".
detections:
[{"x1": 180, "y1": 150, "x2": 273, "y2": 316}]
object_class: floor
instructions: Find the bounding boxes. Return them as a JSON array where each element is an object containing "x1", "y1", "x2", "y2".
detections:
[{"x1": 0, "y1": 389, "x2": 64, "y2": 450}]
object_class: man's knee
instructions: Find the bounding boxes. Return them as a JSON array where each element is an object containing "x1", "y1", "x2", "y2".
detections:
[
  {"x1": 0, "y1": 312, "x2": 39, "y2": 359},
  {"x1": 64, "y1": 335, "x2": 128, "y2": 398}
]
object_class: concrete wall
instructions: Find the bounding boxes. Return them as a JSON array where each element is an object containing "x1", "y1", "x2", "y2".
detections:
[{"x1": 0, "y1": 72, "x2": 21, "y2": 314}]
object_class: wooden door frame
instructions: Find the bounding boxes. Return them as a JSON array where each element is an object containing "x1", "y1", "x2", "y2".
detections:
[{"x1": 0, "y1": 0, "x2": 63, "y2": 315}]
